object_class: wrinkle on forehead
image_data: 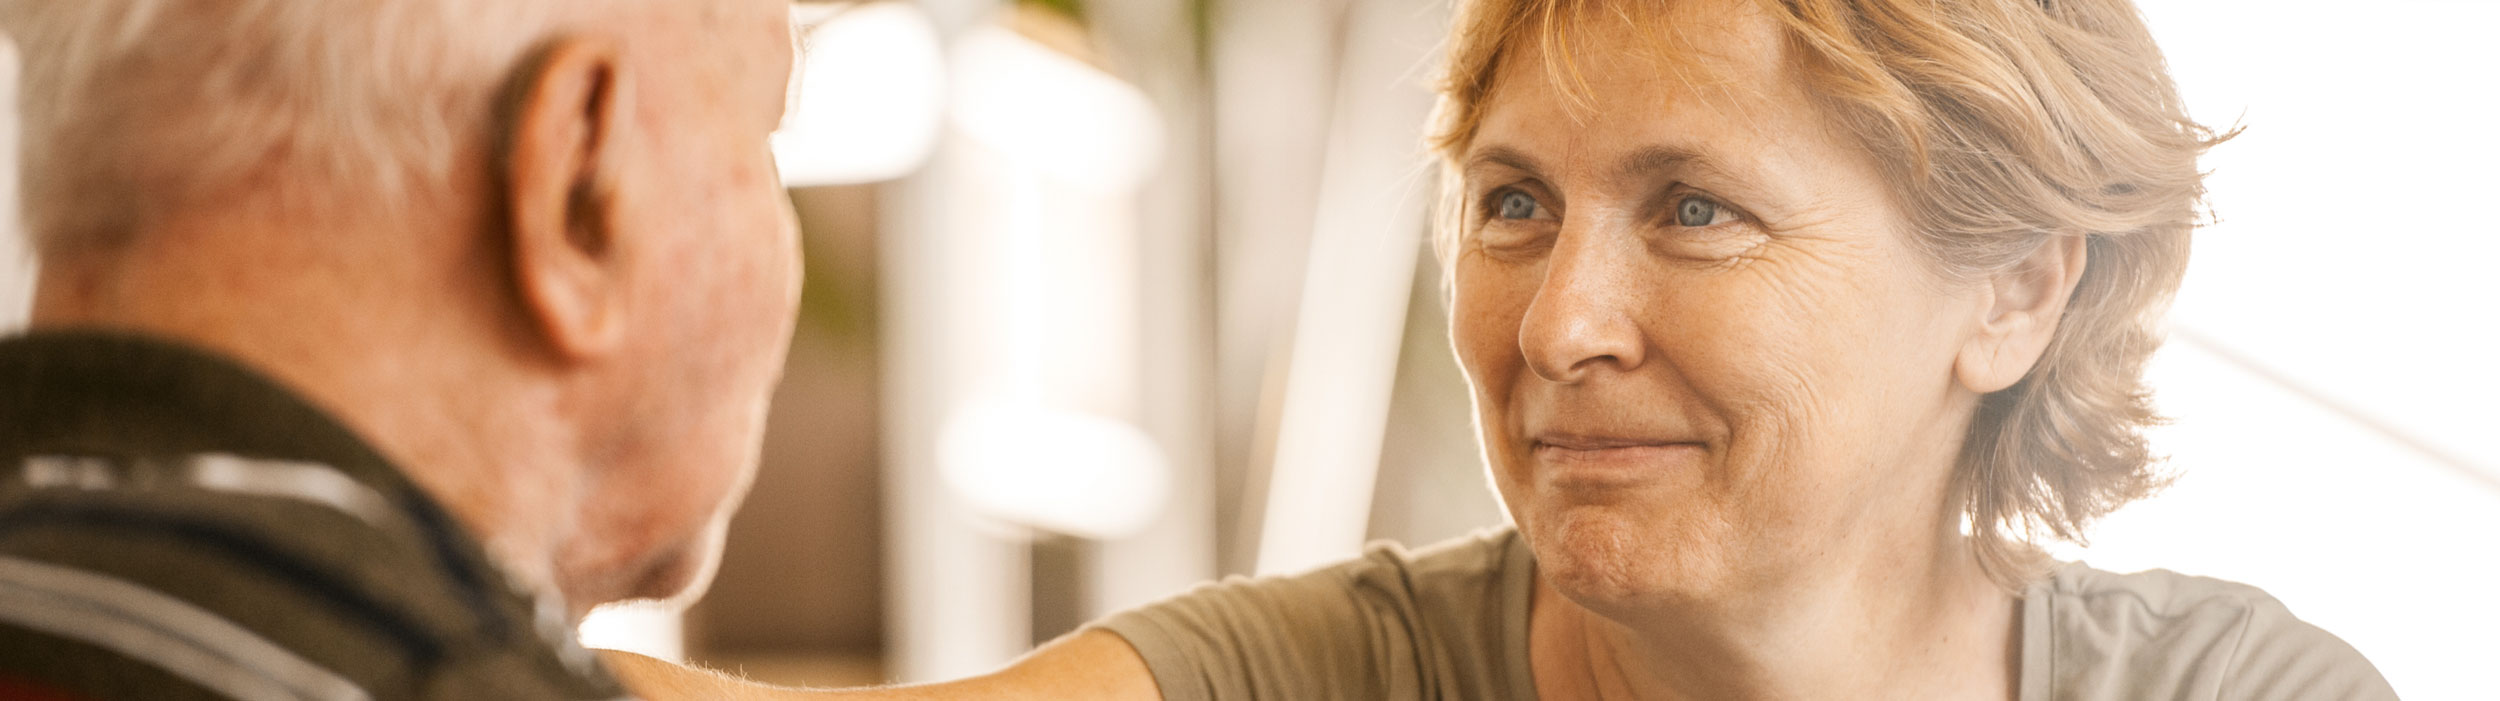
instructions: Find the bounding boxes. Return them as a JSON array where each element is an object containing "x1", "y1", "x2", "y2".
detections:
[{"x1": 1507, "y1": 0, "x2": 1797, "y2": 129}]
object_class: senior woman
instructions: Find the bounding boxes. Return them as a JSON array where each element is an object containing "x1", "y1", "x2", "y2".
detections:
[{"x1": 613, "y1": 0, "x2": 2393, "y2": 698}]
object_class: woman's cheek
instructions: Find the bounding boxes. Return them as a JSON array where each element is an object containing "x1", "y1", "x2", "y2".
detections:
[
  {"x1": 1448, "y1": 261, "x2": 1508, "y2": 370},
  {"x1": 1450, "y1": 261, "x2": 1532, "y2": 433}
]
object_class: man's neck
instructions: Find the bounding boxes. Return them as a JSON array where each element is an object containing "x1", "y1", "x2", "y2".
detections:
[
  {"x1": 1533, "y1": 532, "x2": 2022, "y2": 701},
  {"x1": 30, "y1": 218, "x2": 590, "y2": 612}
]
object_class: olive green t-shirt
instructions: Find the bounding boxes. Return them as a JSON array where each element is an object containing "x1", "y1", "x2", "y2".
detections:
[{"x1": 1092, "y1": 528, "x2": 2397, "y2": 700}]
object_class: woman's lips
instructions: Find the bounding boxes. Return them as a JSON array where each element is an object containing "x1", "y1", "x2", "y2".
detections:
[{"x1": 1529, "y1": 437, "x2": 1706, "y2": 488}]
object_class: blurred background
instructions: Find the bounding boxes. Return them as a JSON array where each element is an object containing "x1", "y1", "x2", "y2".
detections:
[{"x1": 5, "y1": 0, "x2": 2494, "y2": 698}]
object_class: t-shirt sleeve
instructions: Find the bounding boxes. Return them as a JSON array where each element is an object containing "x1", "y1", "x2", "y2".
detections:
[
  {"x1": 2038, "y1": 564, "x2": 2402, "y2": 701},
  {"x1": 1085, "y1": 546, "x2": 1431, "y2": 701},
  {"x1": 2216, "y1": 597, "x2": 2397, "y2": 701}
]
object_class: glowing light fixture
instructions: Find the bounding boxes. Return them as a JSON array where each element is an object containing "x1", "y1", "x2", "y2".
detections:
[
  {"x1": 947, "y1": 25, "x2": 1164, "y2": 194},
  {"x1": 938, "y1": 400, "x2": 1171, "y2": 540},
  {"x1": 889, "y1": 20, "x2": 1175, "y2": 679},
  {"x1": 772, "y1": 2, "x2": 946, "y2": 187}
]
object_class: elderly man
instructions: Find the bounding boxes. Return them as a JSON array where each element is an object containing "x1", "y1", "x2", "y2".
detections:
[{"x1": 0, "y1": 0, "x2": 799, "y2": 697}]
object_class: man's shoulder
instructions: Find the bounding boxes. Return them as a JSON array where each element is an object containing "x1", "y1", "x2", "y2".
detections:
[
  {"x1": 2032, "y1": 562, "x2": 2397, "y2": 700},
  {"x1": 0, "y1": 332, "x2": 623, "y2": 700},
  {"x1": 0, "y1": 540, "x2": 386, "y2": 701},
  {"x1": 0, "y1": 454, "x2": 608, "y2": 700}
]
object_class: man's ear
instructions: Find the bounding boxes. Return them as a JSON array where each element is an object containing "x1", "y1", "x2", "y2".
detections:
[
  {"x1": 1955, "y1": 234, "x2": 2089, "y2": 394},
  {"x1": 502, "y1": 39, "x2": 633, "y2": 361}
]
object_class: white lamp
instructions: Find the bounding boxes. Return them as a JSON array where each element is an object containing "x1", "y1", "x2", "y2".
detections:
[{"x1": 772, "y1": 2, "x2": 948, "y2": 187}]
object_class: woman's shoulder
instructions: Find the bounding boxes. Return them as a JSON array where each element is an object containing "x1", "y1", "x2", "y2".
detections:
[
  {"x1": 1088, "y1": 527, "x2": 1534, "y2": 701},
  {"x1": 1343, "y1": 526, "x2": 1526, "y2": 593},
  {"x1": 2024, "y1": 562, "x2": 2397, "y2": 701}
]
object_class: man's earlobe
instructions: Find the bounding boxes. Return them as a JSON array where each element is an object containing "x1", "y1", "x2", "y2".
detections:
[
  {"x1": 1955, "y1": 234, "x2": 2089, "y2": 394},
  {"x1": 501, "y1": 38, "x2": 632, "y2": 361}
]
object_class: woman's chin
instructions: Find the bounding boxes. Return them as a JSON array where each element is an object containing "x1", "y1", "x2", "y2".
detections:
[{"x1": 1522, "y1": 500, "x2": 1738, "y2": 613}]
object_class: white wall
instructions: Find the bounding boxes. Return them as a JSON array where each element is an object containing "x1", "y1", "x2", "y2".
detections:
[{"x1": 2050, "y1": 3, "x2": 2500, "y2": 698}]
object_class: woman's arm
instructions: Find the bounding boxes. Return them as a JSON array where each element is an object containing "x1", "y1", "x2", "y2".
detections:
[{"x1": 601, "y1": 629, "x2": 1163, "y2": 701}]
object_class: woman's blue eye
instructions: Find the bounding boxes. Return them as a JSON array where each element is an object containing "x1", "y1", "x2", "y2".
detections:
[
  {"x1": 1675, "y1": 196, "x2": 1722, "y2": 227},
  {"x1": 1496, "y1": 190, "x2": 1541, "y2": 220}
]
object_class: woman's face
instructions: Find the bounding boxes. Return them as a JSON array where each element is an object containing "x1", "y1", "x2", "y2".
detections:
[{"x1": 1452, "y1": 0, "x2": 1991, "y2": 612}]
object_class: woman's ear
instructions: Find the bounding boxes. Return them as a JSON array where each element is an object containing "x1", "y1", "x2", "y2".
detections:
[
  {"x1": 1956, "y1": 234, "x2": 2089, "y2": 394},
  {"x1": 501, "y1": 38, "x2": 633, "y2": 362}
]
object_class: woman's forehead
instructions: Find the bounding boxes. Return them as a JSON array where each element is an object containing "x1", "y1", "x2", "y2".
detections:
[
  {"x1": 1469, "y1": 0, "x2": 1815, "y2": 172},
  {"x1": 1495, "y1": 0, "x2": 1792, "y2": 100}
]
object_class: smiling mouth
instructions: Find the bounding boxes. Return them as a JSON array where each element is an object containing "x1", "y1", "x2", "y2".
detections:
[{"x1": 1528, "y1": 436, "x2": 1706, "y2": 487}]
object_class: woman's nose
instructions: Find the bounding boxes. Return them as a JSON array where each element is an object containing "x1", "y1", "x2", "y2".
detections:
[{"x1": 1517, "y1": 232, "x2": 1647, "y2": 384}]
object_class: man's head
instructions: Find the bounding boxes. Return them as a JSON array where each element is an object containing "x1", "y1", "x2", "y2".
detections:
[{"x1": 1, "y1": 0, "x2": 802, "y2": 610}]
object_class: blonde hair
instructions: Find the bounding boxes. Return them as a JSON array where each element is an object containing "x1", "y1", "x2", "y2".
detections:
[
  {"x1": 1430, "y1": 0, "x2": 2231, "y2": 587},
  {"x1": 0, "y1": 0, "x2": 575, "y2": 257}
]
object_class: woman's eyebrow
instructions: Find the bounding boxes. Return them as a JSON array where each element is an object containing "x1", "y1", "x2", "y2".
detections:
[
  {"x1": 1614, "y1": 145, "x2": 1724, "y2": 184},
  {"x1": 1465, "y1": 143, "x2": 1745, "y2": 184},
  {"x1": 1463, "y1": 145, "x2": 1544, "y2": 177}
]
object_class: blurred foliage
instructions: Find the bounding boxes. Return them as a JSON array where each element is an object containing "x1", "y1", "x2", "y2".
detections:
[
  {"x1": 797, "y1": 232, "x2": 874, "y2": 344},
  {"x1": 1018, "y1": 0, "x2": 1216, "y2": 77},
  {"x1": 1020, "y1": 0, "x2": 1085, "y2": 23},
  {"x1": 786, "y1": 187, "x2": 880, "y2": 346}
]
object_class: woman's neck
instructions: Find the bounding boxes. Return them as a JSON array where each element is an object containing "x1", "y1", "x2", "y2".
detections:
[{"x1": 1529, "y1": 534, "x2": 2024, "y2": 701}]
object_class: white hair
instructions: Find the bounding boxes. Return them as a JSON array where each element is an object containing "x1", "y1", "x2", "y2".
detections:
[{"x1": 0, "y1": 0, "x2": 580, "y2": 256}]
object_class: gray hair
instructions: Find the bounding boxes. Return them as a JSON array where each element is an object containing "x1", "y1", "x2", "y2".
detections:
[{"x1": 0, "y1": 0, "x2": 576, "y2": 256}]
